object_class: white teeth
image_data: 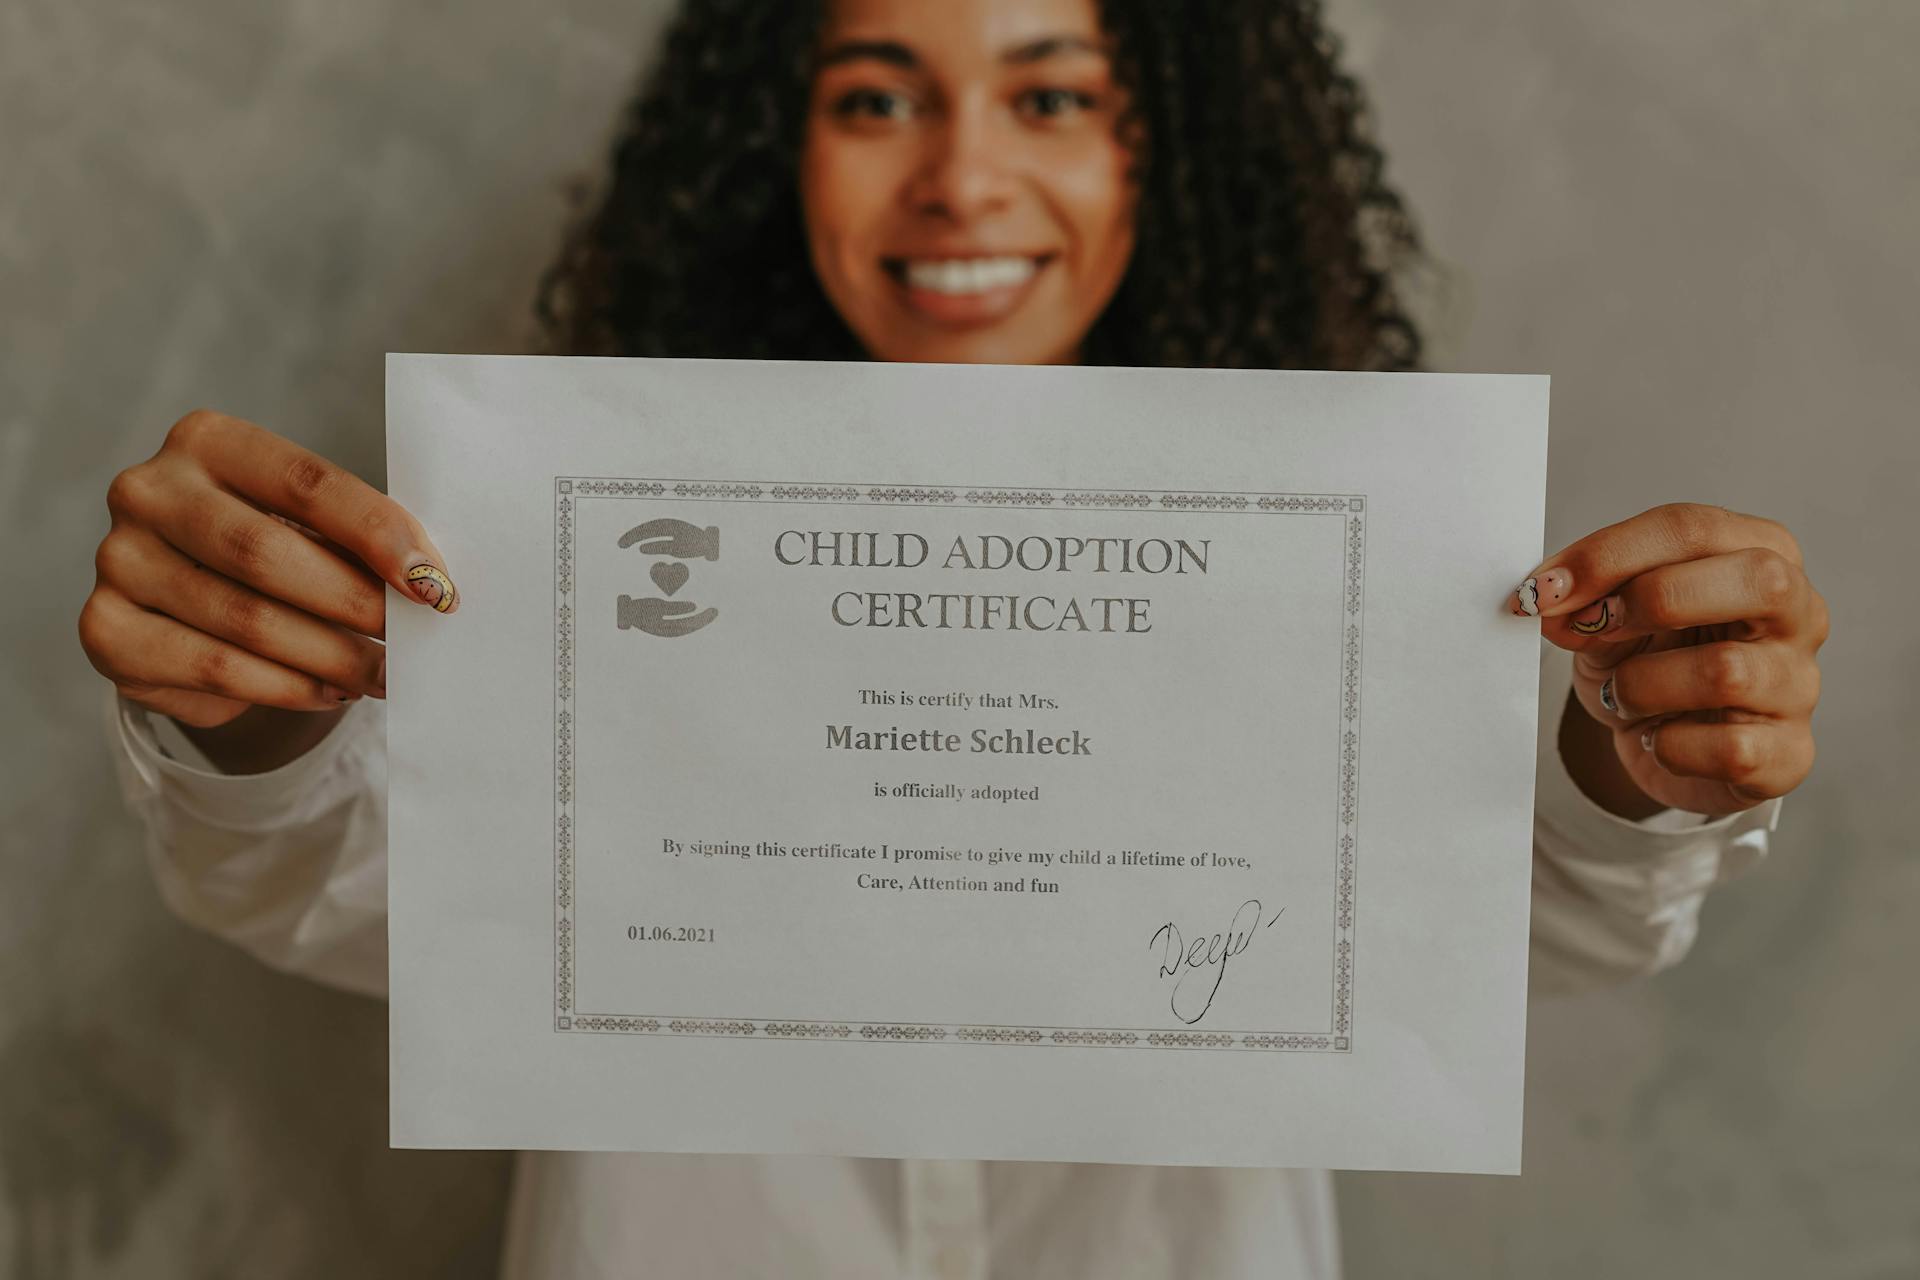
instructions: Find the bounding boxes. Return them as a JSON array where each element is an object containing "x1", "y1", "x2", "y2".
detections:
[{"x1": 901, "y1": 256, "x2": 1038, "y2": 295}]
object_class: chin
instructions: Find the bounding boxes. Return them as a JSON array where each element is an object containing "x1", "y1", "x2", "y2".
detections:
[{"x1": 860, "y1": 328, "x2": 1080, "y2": 367}]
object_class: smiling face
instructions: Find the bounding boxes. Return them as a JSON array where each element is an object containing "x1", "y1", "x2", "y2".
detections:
[{"x1": 799, "y1": 0, "x2": 1140, "y2": 366}]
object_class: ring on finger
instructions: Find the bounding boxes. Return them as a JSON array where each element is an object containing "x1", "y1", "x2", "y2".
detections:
[{"x1": 1598, "y1": 673, "x2": 1632, "y2": 720}]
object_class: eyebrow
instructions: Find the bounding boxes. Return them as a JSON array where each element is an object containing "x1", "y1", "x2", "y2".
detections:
[
  {"x1": 1002, "y1": 34, "x2": 1103, "y2": 65},
  {"x1": 815, "y1": 33, "x2": 1106, "y2": 72}
]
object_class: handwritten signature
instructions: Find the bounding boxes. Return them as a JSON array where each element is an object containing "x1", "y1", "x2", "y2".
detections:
[{"x1": 1148, "y1": 899, "x2": 1282, "y2": 1024}]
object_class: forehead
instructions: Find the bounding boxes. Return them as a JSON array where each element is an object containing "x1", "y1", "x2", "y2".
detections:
[{"x1": 818, "y1": 0, "x2": 1107, "y2": 51}]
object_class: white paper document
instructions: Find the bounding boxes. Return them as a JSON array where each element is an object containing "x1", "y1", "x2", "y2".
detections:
[{"x1": 386, "y1": 354, "x2": 1548, "y2": 1173}]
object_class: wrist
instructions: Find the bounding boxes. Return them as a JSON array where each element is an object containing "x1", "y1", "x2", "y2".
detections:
[
  {"x1": 176, "y1": 703, "x2": 351, "y2": 774},
  {"x1": 1556, "y1": 686, "x2": 1665, "y2": 821}
]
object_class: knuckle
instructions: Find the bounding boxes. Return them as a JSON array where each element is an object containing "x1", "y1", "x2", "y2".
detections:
[
  {"x1": 219, "y1": 589, "x2": 277, "y2": 647},
  {"x1": 189, "y1": 643, "x2": 236, "y2": 694},
  {"x1": 1760, "y1": 516, "x2": 1804, "y2": 565},
  {"x1": 76, "y1": 597, "x2": 116, "y2": 664},
  {"x1": 283, "y1": 453, "x2": 338, "y2": 507},
  {"x1": 1808, "y1": 591, "x2": 1832, "y2": 649},
  {"x1": 165, "y1": 408, "x2": 225, "y2": 453},
  {"x1": 105, "y1": 465, "x2": 157, "y2": 521},
  {"x1": 93, "y1": 531, "x2": 130, "y2": 582},
  {"x1": 342, "y1": 577, "x2": 386, "y2": 629},
  {"x1": 1744, "y1": 547, "x2": 1797, "y2": 605},
  {"x1": 1703, "y1": 644, "x2": 1754, "y2": 703},
  {"x1": 1561, "y1": 546, "x2": 1605, "y2": 596},
  {"x1": 357, "y1": 503, "x2": 412, "y2": 557},
  {"x1": 357, "y1": 505, "x2": 393, "y2": 543},
  {"x1": 1716, "y1": 726, "x2": 1767, "y2": 783},
  {"x1": 1657, "y1": 503, "x2": 1716, "y2": 552},
  {"x1": 220, "y1": 517, "x2": 277, "y2": 576},
  {"x1": 96, "y1": 528, "x2": 153, "y2": 587},
  {"x1": 1638, "y1": 573, "x2": 1688, "y2": 630}
]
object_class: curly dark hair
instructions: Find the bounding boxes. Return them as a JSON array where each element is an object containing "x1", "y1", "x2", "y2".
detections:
[{"x1": 538, "y1": 0, "x2": 1422, "y2": 371}]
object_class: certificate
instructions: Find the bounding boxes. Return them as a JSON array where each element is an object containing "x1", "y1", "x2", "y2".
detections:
[{"x1": 386, "y1": 355, "x2": 1548, "y2": 1173}]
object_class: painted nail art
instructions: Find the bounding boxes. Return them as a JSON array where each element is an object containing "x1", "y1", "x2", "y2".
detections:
[
  {"x1": 1569, "y1": 595, "x2": 1623, "y2": 636},
  {"x1": 1512, "y1": 568, "x2": 1571, "y2": 617},
  {"x1": 1640, "y1": 727, "x2": 1657, "y2": 752},
  {"x1": 406, "y1": 563, "x2": 458, "y2": 613},
  {"x1": 1599, "y1": 675, "x2": 1620, "y2": 715}
]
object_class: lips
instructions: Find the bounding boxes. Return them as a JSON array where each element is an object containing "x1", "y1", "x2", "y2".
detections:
[{"x1": 881, "y1": 253, "x2": 1056, "y2": 328}]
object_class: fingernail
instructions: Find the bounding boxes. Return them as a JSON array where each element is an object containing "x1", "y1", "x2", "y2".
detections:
[
  {"x1": 1640, "y1": 727, "x2": 1657, "y2": 752},
  {"x1": 405, "y1": 562, "x2": 458, "y2": 614},
  {"x1": 324, "y1": 684, "x2": 358, "y2": 703},
  {"x1": 1512, "y1": 569, "x2": 1571, "y2": 617},
  {"x1": 1599, "y1": 675, "x2": 1624, "y2": 717},
  {"x1": 1569, "y1": 595, "x2": 1624, "y2": 637}
]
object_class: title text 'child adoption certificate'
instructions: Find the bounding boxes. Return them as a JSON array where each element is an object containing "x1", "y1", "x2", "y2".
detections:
[{"x1": 386, "y1": 355, "x2": 1548, "y2": 1173}]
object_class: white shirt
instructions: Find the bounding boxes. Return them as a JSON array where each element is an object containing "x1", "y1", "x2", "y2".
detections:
[{"x1": 105, "y1": 645, "x2": 1780, "y2": 1279}]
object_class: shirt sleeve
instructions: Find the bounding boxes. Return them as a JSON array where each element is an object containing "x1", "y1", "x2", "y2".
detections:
[
  {"x1": 104, "y1": 643, "x2": 1779, "y2": 1007},
  {"x1": 105, "y1": 687, "x2": 391, "y2": 1000},
  {"x1": 1528, "y1": 644, "x2": 1782, "y2": 996}
]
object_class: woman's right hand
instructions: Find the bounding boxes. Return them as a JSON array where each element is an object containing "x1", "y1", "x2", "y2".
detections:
[{"x1": 79, "y1": 409, "x2": 459, "y2": 749}]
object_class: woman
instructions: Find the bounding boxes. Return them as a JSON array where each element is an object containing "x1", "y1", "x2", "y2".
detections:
[{"x1": 80, "y1": 0, "x2": 1827, "y2": 1275}]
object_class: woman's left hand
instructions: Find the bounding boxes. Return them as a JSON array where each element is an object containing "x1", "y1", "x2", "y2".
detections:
[{"x1": 1515, "y1": 503, "x2": 1828, "y2": 817}]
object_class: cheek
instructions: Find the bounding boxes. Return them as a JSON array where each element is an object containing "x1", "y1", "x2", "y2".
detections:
[
  {"x1": 1055, "y1": 149, "x2": 1139, "y2": 292},
  {"x1": 798, "y1": 139, "x2": 843, "y2": 264},
  {"x1": 801, "y1": 137, "x2": 893, "y2": 270}
]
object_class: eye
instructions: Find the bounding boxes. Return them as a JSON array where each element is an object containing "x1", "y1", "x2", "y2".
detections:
[
  {"x1": 1016, "y1": 87, "x2": 1098, "y2": 121},
  {"x1": 829, "y1": 87, "x2": 917, "y2": 122}
]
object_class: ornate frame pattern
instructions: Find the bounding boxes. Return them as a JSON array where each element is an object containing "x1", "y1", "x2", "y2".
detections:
[{"x1": 555, "y1": 478, "x2": 1364, "y2": 1052}]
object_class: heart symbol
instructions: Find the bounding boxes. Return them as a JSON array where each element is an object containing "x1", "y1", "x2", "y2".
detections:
[{"x1": 650, "y1": 561, "x2": 690, "y2": 597}]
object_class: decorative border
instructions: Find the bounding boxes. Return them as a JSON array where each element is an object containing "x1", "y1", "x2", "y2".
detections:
[{"x1": 556, "y1": 478, "x2": 1364, "y2": 1052}]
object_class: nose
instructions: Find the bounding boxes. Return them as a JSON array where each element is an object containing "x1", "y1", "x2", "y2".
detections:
[{"x1": 902, "y1": 97, "x2": 1016, "y2": 223}]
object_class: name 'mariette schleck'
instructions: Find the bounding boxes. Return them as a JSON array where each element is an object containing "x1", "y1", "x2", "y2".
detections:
[
  {"x1": 775, "y1": 528, "x2": 1209, "y2": 633},
  {"x1": 787, "y1": 530, "x2": 1195, "y2": 755}
]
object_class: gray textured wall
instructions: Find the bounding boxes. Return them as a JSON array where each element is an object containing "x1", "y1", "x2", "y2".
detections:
[
  {"x1": 1328, "y1": 3, "x2": 1920, "y2": 1277},
  {"x1": 3, "y1": 1, "x2": 1915, "y2": 1276}
]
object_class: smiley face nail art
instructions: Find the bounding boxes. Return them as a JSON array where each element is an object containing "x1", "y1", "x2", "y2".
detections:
[{"x1": 407, "y1": 563, "x2": 458, "y2": 613}]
